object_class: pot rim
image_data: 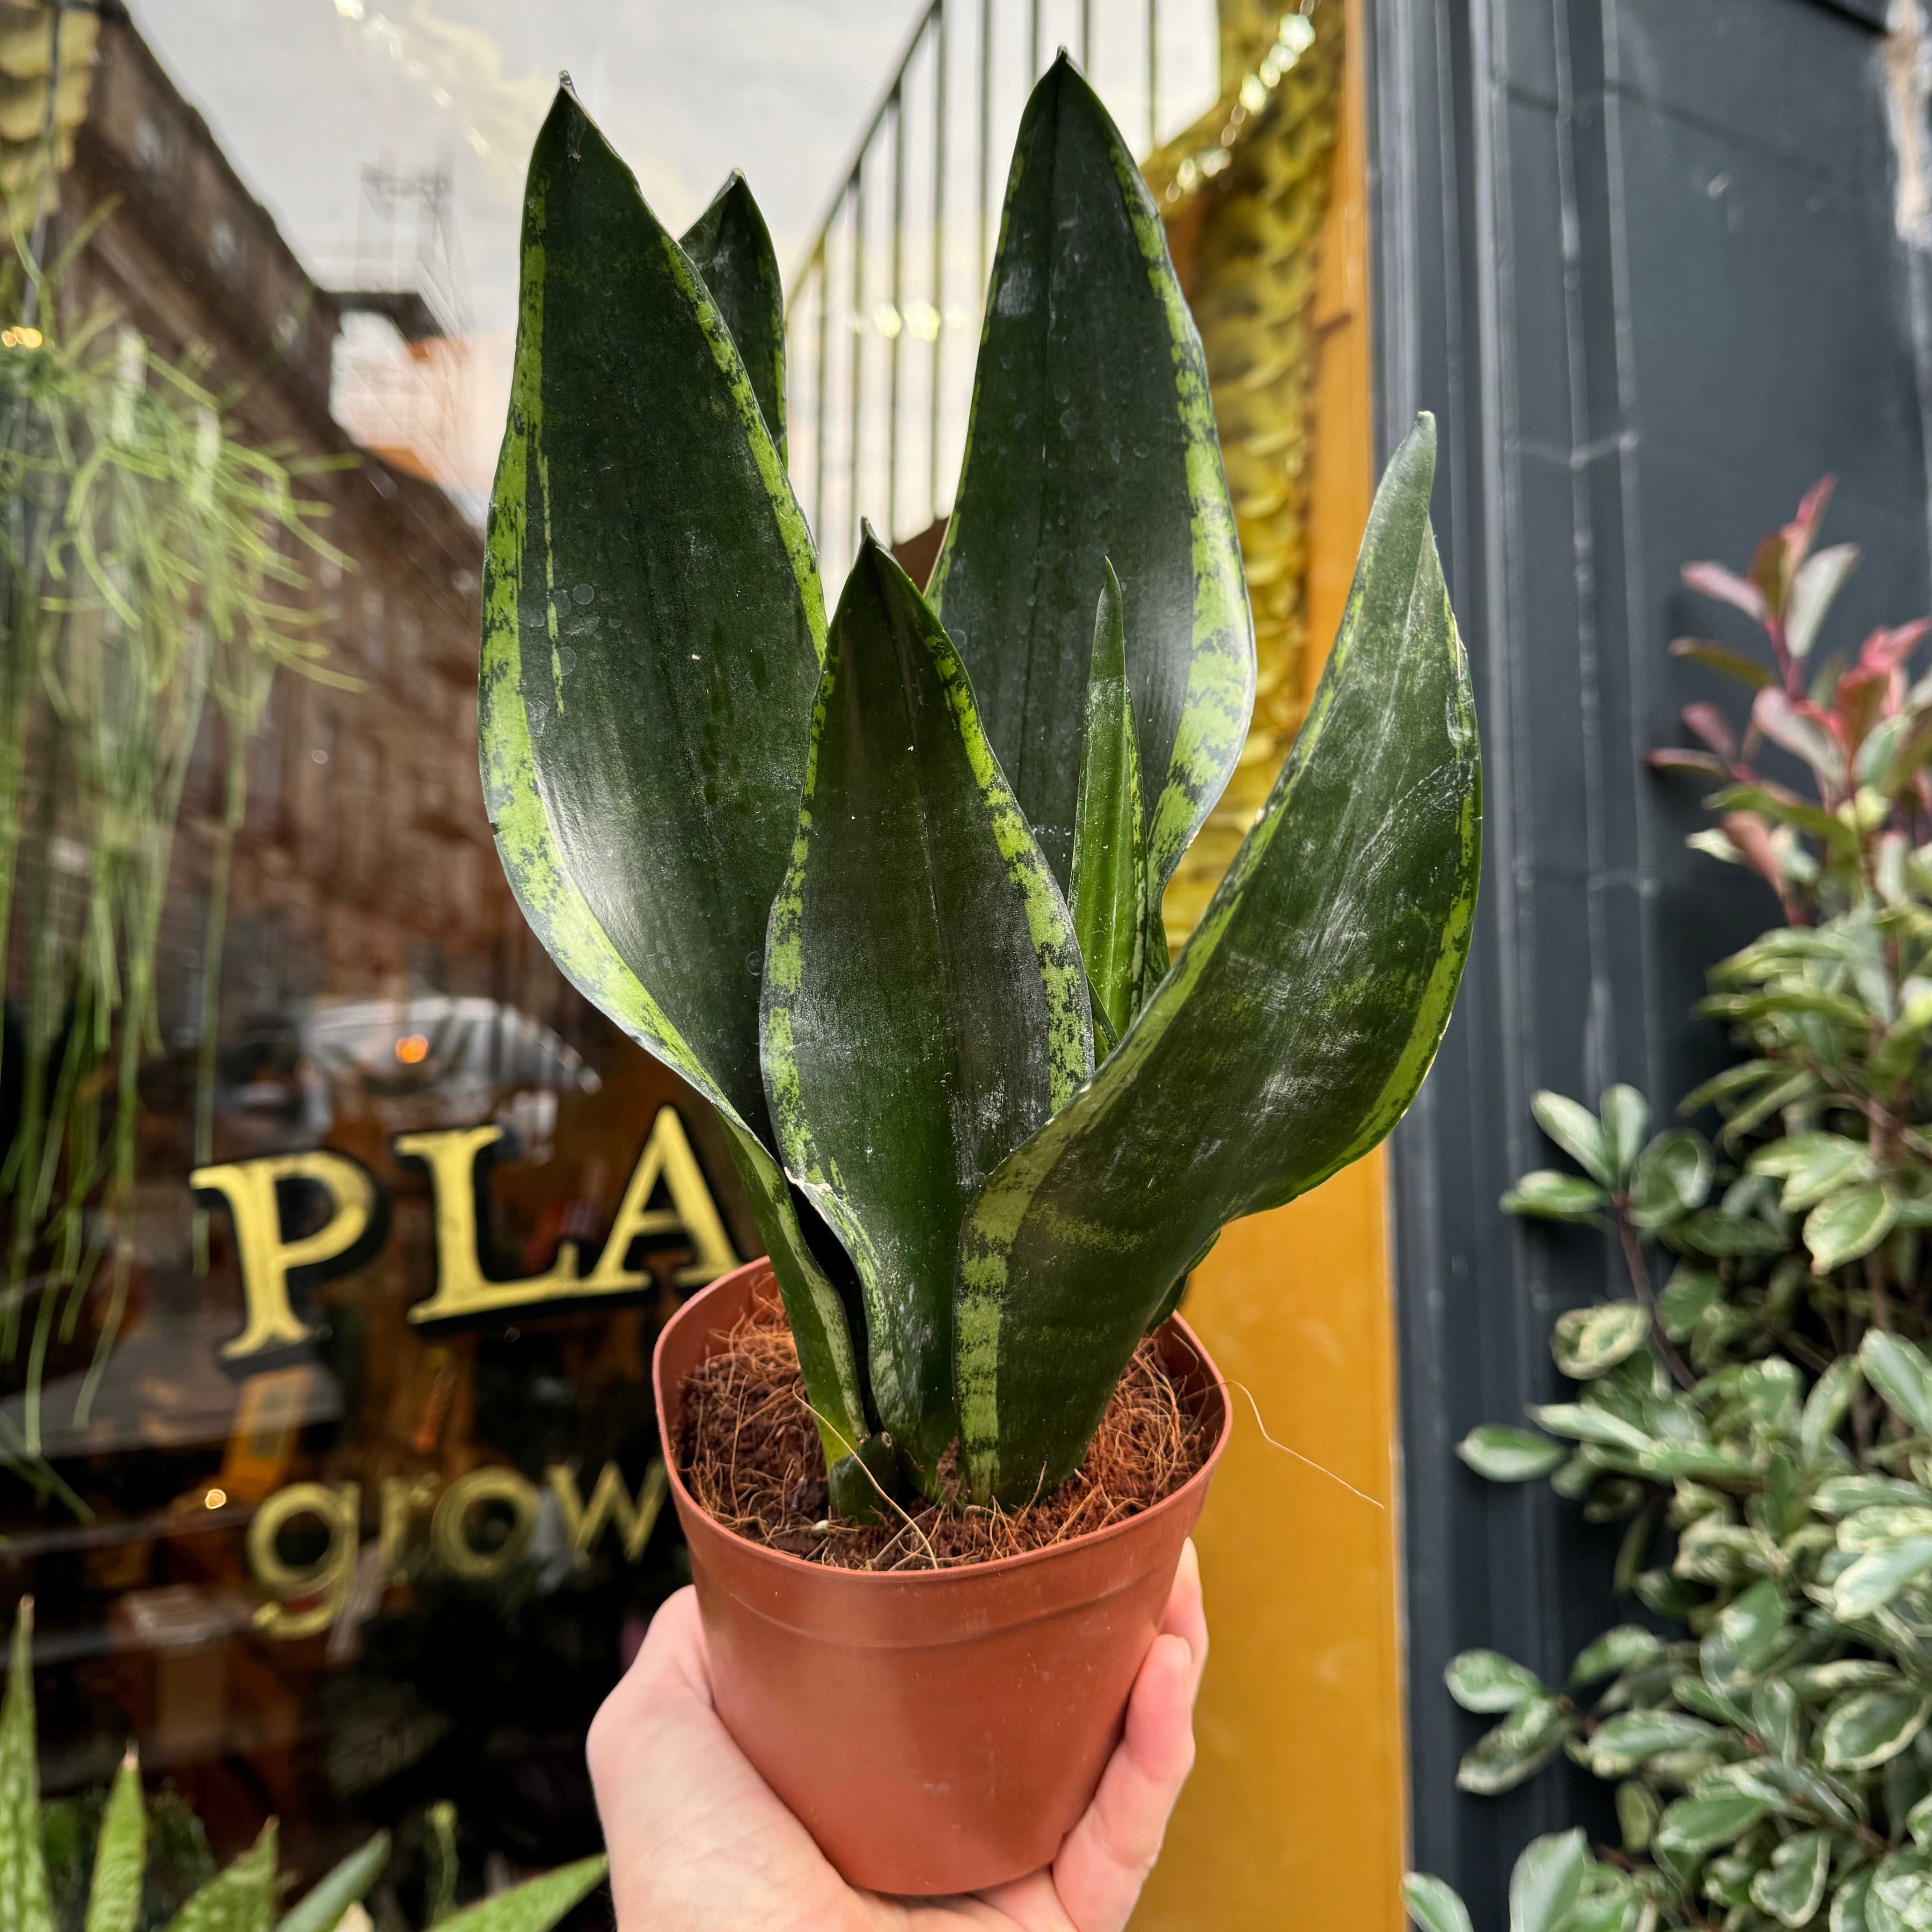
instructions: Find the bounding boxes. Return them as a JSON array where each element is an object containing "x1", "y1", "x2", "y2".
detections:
[{"x1": 653, "y1": 1258, "x2": 1230, "y2": 1588}]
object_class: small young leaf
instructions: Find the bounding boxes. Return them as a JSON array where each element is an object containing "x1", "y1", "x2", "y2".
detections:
[
  {"x1": 677, "y1": 172, "x2": 787, "y2": 460},
  {"x1": 1527, "y1": 1404, "x2": 1654, "y2": 1454},
  {"x1": 1551, "y1": 1303, "x2": 1652, "y2": 1380},
  {"x1": 1751, "y1": 1677, "x2": 1799, "y2": 1762},
  {"x1": 1670, "y1": 637, "x2": 1774, "y2": 689},
  {"x1": 1747, "y1": 1130, "x2": 1866, "y2": 1211},
  {"x1": 436, "y1": 1859, "x2": 607, "y2": 1932},
  {"x1": 1598, "y1": 1087, "x2": 1650, "y2": 1185},
  {"x1": 1531, "y1": 1092, "x2": 1613, "y2": 1186},
  {"x1": 1509, "y1": 1833, "x2": 1589, "y2": 1932},
  {"x1": 1503, "y1": 1172, "x2": 1611, "y2": 1222},
  {"x1": 1403, "y1": 1875, "x2": 1475, "y2": 1932},
  {"x1": 86, "y1": 1751, "x2": 146, "y2": 1932},
  {"x1": 1456, "y1": 1426, "x2": 1566, "y2": 1482},
  {"x1": 1861, "y1": 1331, "x2": 1932, "y2": 1436},
  {"x1": 1802, "y1": 1354, "x2": 1864, "y2": 1465},
  {"x1": 1583, "y1": 1710, "x2": 1718, "y2": 1765},
  {"x1": 1804, "y1": 1183, "x2": 1896, "y2": 1276},
  {"x1": 1455, "y1": 1698, "x2": 1573, "y2": 1795},
  {"x1": 1718, "y1": 1577, "x2": 1788, "y2": 1672},
  {"x1": 1786, "y1": 541, "x2": 1860, "y2": 661},
  {"x1": 1820, "y1": 1686, "x2": 1932, "y2": 1771},
  {"x1": 1615, "y1": 1779, "x2": 1660, "y2": 1854},
  {"x1": 1654, "y1": 1792, "x2": 1772, "y2": 1859},
  {"x1": 1833, "y1": 1538, "x2": 1932, "y2": 1621},
  {"x1": 0, "y1": 1603, "x2": 49, "y2": 1932},
  {"x1": 1568, "y1": 1625, "x2": 1661, "y2": 1689},
  {"x1": 163, "y1": 1822, "x2": 276, "y2": 1932},
  {"x1": 1627, "y1": 1130, "x2": 1713, "y2": 1229},
  {"x1": 1669, "y1": 1209, "x2": 1784, "y2": 1258},
  {"x1": 1749, "y1": 1830, "x2": 1831, "y2": 1930},
  {"x1": 1068, "y1": 561, "x2": 1147, "y2": 1053},
  {"x1": 1657, "y1": 1265, "x2": 1724, "y2": 1341},
  {"x1": 1444, "y1": 1649, "x2": 1545, "y2": 1714}
]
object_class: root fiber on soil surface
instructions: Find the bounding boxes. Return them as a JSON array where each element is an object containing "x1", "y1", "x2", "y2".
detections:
[{"x1": 677, "y1": 1297, "x2": 1209, "y2": 1570}]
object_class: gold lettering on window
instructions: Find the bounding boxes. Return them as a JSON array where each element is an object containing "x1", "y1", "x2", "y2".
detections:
[
  {"x1": 192, "y1": 1154, "x2": 380, "y2": 1361},
  {"x1": 547, "y1": 1459, "x2": 669, "y2": 1562}
]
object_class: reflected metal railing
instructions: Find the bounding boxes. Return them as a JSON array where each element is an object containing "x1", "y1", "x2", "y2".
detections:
[{"x1": 786, "y1": 0, "x2": 1218, "y2": 571}]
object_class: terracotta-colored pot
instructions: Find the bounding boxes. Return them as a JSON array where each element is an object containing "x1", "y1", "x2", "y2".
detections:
[{"x1": 652, "y1": 1256, "x2": 1229, "y2": 1897}]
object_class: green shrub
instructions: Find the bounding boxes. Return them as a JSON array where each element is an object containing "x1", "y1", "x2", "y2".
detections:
[{"x1": 1409, "y1": 491, "x2": 1932, "y2": 1932}]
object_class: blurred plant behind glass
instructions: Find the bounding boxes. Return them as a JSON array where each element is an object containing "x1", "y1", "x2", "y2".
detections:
[
  {"x1": 0, "y1": 223, "x2": 351, "y2": 1516},
  {"x1": 1405, "y1": 499, "x2": 1932, "y2": 1931}
]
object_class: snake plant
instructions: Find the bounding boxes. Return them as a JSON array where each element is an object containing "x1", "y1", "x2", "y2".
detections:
[{"x1": 480, "y1": 61, "x2": 1482, "y2": 1514}]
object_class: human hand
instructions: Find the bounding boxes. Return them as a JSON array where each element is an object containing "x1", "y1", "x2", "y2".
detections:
[{"x1": 586, "y1": 1538, "x2": 1208, "y2": 1932}]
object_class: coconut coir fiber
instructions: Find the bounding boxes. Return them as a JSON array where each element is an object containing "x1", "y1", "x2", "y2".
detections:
[{"x1": 677, "y1": 1297, "x2": 1208, "y2": 1571}]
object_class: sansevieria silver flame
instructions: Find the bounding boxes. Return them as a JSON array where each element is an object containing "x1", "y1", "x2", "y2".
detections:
[{"x1": 481, "y1": 62, "x2": 1481, "y2": 1511}]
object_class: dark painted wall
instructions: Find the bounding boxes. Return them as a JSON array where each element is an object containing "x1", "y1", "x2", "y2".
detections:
[{"x1": 1370, "y1": 0, "x2": 1932, "y2": 1915}]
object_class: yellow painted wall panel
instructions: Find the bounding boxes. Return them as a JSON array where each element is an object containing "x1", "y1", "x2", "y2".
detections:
[{"x1": 1133, "y1": 6, "x2": 1406, "y2": 1923}]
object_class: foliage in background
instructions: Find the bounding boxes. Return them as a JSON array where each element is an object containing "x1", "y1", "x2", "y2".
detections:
[
  {"x1": 0, "y1": 1603, "x2": 603, "y2": 1932},
  {"x1": 1407, "y1": 493, "x2": 1932, "y2": 1932},
  {"x1": 481, "y1": 68, "x2": 1481, "y2": 1518},
  {"x1": 0, "y1": 235, "x2": 350, "y2": 1513}
]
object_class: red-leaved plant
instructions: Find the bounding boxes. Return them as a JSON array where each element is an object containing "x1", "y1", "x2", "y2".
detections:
[{"x1": 1650, "y1": 480, "x2": 1932, "y2": 921}]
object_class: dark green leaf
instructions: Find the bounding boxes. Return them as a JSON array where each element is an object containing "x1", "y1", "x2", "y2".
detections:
[
  {"x1": 930, "y1": 57, "x2": 1251, "y2": 897},
  {"x1": 1068, "y1": 560, "x2": 1146, "y2": 1052},
  {"x1": 1570, "y1": 1626, "x2": 1661, "y2": 1690},
  {"x1": 1404, "y1": 1876, "x2": 1475, "y2": 1932},
  {"x1": 1551, "y1": 1303, "x2": 1652, "y2": 1379},
  {"x1": 1670, "y1": 1210, "x2": 1785, "y2": 1258},
  {"x1": 1749, "y1": 1831, "x2": 1831, "y2": 1930},
  {"x1": 86, "y1": 1752, "x2": 145, "y2": 1932},
  {"x1": 1508, "y1": 1832, "x2": 1589, "y2": 1932},
  {"x1": 678, "y1": 171, "x2": 786, "y2": 459},
  {"x1": 763, "y1": 535, "x2": 1091, "y2": 1481},
  {"x1": 1444, "y1": 1649, "x2": 1545, "y2": 1714},
  {"x1": 1502, "y1": 1172, "x2": 1610, "y2": 1222},
  {"x1": 1457, "y1": 1426, "x2": 1566, "y2": 1482},
  {"x1": 1530, "y1": 1092, "x2": 1613, "y2": 1186},
  {"x1": 1820, "y1": 1687, "x2": 1932, "y2": 1772},
  {"x1": 1627, "y1": 1130, "x2": 1713, "y2": 1229},
  {"x1": 1805, "y1": 1184, "x2": 1896, "y2": 1276},
  {"x1": 480, "y1": 90, "x2": 869, "y2": 1452},
  {"x1": 1657, "y1": 1265, "x2": 1724, "y2": 1341},
  {"x1": 273, "y1": 1835, "x2": 389, "y2": 1932},
  {"x1": 952, "y1": 413, "x2": 1479, "y2": 1502}
]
